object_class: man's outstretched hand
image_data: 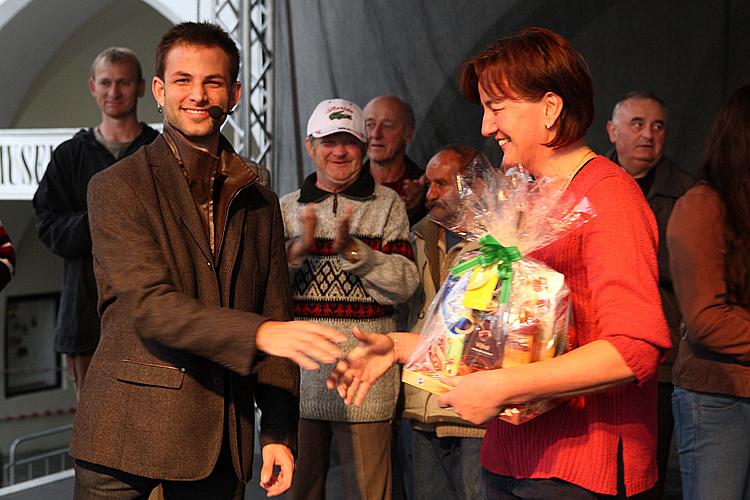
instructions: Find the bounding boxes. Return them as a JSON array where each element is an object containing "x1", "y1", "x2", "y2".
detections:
[{"x1": 256, "y1": 320, "x2": 347, "y2": 370}]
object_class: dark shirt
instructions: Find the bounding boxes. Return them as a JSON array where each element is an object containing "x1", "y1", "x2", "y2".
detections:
[
  {"x1": 445, "y1": 230, "x2": 462, "y2": 251},
  {"x1": 635, "y1": 166, "x2": 656, "y2": 196},
  {"x1": 365, "y1": 156, "x2": 426, "y2": 226}
]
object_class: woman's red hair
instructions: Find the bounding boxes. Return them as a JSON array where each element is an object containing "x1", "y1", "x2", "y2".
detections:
[{"x1": 458, "y1": 27, "x2": 594, "y2": 149}]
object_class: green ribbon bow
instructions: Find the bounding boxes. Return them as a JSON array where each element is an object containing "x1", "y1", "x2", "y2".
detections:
[{"x1": 450, "y1": 235, "x2": 522, "y2": 303}]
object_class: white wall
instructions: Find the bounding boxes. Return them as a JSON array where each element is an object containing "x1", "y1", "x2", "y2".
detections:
[
  {"x1": 0, "y1": 0, "x2": 174, "y2": 459},
  {"x1": 0, "y1": 198, "x2": 71, "y2": 462},
  {"x1": 13, "y1": 0, "x2": 173, "y2": 128}
]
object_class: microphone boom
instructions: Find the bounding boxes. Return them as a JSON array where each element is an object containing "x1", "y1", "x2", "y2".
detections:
[{"x1": 208, "y1": 106, "x2": 226, "y2": 120}]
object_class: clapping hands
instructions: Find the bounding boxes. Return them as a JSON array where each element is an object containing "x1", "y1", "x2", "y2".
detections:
[
  {"x1": 286, "y1": 204, "x2": 318, "y2": 265},
  {"x1": 401, "y1": 176, "x2": 426, "y2": 213},
  {"x1": 332, "y1": 204, "x2": 356, "y2": 256}
]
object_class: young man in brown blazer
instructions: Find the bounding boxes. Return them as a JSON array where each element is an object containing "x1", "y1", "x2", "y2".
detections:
[{"x1": 70, "y1": 22, "x2": 346, "y2": 499}]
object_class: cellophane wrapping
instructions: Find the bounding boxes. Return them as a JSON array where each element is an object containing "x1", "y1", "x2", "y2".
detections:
[{"x1": 402, "y1": 156, "x2": 594, "y2": 424}]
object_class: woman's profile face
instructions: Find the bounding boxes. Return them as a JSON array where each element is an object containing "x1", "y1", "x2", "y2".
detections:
[{"x1": 478, "y1": 83, "x2": 550, "y2": 174}]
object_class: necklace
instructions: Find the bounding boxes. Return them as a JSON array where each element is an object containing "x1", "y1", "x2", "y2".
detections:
[{"x1": 558, "y1": 148, "x2": 596, "y2": 192}]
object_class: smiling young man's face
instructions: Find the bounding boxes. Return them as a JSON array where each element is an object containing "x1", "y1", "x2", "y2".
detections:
[{"x1": 152, "y1": 43, "x2": 241, "y2": 151}]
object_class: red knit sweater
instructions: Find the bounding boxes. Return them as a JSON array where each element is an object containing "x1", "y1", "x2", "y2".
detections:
[{"x1": 480, "y1": 156, "x2": 671, "y2": 496}]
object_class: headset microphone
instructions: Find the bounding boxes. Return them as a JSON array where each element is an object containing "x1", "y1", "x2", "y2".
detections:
[{"x1": 208, "y1": 106, "x2": 227, "y2": 121}]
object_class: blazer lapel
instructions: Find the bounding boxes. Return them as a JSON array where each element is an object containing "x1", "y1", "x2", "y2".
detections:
[
  {"x1": 148, "y1": 138, "x2": 213, "y2": 263},
  {"x1": 219, "y1": 204, "x2": 246, "y2": 280}
]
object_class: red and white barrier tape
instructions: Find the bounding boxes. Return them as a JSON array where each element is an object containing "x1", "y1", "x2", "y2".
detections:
[{"x1": 2, "y1": 407, "x2": 76, "y2": 422}]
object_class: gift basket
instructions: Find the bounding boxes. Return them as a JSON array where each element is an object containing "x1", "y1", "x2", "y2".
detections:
[{"x1": 402, "y1": 155, "x2": 594, "y2": 424}]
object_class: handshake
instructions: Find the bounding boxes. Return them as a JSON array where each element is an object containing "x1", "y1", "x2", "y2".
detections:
[
  {"x1": 255, "y1": 320, "x2": 402, "y2": 390},
  {"x1": 323, "y1": 327, "x2": 510, "y2": 426},
  {"x1": 258, "y1": 320, "x2": 520, "y2": 426}
]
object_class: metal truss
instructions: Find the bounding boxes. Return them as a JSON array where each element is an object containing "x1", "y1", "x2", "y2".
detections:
[{"x1": 209, "y1": 0, "x2": 273, "y2": 172}]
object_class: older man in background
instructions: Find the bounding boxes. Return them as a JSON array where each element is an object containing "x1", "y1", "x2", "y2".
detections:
[
  {"x1": 282, "y1": 98, "x2": 418, "y2": 500},
  {"x1": 364, "y1": 95, "x2": 426, "y2": 225},
  {"x1": 403, "y1": 145, "x2": 485, "y2": 500},
  {"x1": 606, "y1": 91, "x2": 696, "y2": 500}
]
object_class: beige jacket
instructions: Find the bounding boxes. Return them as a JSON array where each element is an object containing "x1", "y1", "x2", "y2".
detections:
[{"x1": 402, "y1": 217, "x2": 485, "y2": 438}]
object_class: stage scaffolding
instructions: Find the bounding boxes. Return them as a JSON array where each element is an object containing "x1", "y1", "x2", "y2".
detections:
[{"x1": 209, "y1": 0, "x2": 274, "y2": 184}]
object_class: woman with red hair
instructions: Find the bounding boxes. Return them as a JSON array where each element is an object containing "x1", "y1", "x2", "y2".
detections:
[{"x1": 330, "y1": 27, "x2": 670, "y2": 499}]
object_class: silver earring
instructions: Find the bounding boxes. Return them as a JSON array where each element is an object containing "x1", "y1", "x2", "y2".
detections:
[
  {"x1": 157, "y1": 105, "x2": 163, "y2": 114},
  {"x1": 545, "y1": 123, "x2": 551, "y2": 129}
]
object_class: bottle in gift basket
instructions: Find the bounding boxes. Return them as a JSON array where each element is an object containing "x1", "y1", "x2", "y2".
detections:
[
  {"x1": 443, "y1": 313, "x2": 474, "y2": 376},
  {"x1": 502, "y1": 310, "x2": 540, "y2": 368},
  {"x1": 462, "y1": 314, "x2": 504, "y2": 373}
]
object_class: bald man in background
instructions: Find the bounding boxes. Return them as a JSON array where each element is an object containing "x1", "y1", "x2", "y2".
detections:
[
  {"x1": 364, "y1": 96, "x2": 427, "y2": 226},
  {"x1": 606, "y1": 91, "x2": 696, "y2": 500}
]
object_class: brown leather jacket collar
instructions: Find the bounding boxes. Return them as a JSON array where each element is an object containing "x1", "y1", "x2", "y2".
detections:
[{"x1": 162, "y1": 122, "x2": 257, "y2": 256}]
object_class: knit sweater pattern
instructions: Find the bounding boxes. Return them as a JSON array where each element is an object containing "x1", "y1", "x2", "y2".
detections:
[
  {"x1": 280, "y1": 183, "x2": 418, "y2": 422},
  {"x1": 481, "y1": 157, "x2": 671, "y2": 496}
]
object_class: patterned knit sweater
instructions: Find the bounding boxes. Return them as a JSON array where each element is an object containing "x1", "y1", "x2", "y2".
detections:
[
  {"x1": 481, "y1": 157, "x2": 671, "y2": 496},
  {"x1": 0, "y1": 221, "x2": 15, "y2": 290},
  {"x1": 280, "y1": 170, "x2": 418, "y2": 422}
]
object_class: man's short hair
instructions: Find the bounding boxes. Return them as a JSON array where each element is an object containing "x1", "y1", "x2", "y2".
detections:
[
  {"x1": 155, "y1": 22, "x2": 240, "y2": 82},
  {"x1": 611, "y1": 91, "x2": 669, "y2": 121},
  {"x1": 90, "y1": 47, "x2": 143, "y2": 82},
  {"x1": 433, "y1": 144, "x2": 479, "y2": 173}
]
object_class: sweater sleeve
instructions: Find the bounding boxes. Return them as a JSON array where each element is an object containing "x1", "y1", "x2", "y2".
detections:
[
  {"x1": 0, "y1": 222, "x2": 15, "y2": 290},
  {"x1": 667, "y1": 186, "x2": 750, "y2": 362},
  {"x1": 341, "y1": 194, "x2": 419, "y2": 305},
  {"x1": 581, "y1": 173, "x2": 671, "y2": 384},
  {"x1": 33, "y1": 145, "x2": 93, "y2": 258}
]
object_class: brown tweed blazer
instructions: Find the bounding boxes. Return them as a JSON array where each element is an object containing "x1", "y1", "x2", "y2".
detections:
[{"x1": 70, "y1": 135, "x2": 298, "y2": 482}]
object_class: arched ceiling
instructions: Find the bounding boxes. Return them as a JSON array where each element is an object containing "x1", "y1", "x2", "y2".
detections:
[{"x1": 0, "y1": 0, "x2": 188, "y2": 128}]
